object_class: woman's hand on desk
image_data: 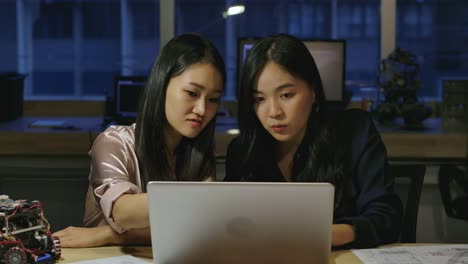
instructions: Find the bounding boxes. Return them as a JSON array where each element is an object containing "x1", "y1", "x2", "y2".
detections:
[
  {"x1": 54, "y1": 223, "x2": 355, "y2": 248},
  {"x1": 53, "y1": 226, "x2": 116, "y2": 248},
  {"x1": 53, "y1": 225, "x2": 151, "y2": 248}
]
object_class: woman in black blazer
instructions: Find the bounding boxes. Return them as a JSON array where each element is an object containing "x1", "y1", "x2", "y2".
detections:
[{"x1": 225, "y1": 33, "x2": 402, "y2": 249}]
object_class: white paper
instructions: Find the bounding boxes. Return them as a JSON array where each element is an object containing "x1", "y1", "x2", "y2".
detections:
[
  {"x1": 29, "y1": 120, "x2": 68, "y2": 127},
  {"x1": 68, "y1": 255, "x2": 151, "y2": 264},
  {"x1": 352, "y1": 244, "x2": 468, "y2": 264}
]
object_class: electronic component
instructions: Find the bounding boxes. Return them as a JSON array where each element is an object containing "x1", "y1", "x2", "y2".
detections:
[{"x1": 1, "y1": 195, "x2": 61, "y2": 264}]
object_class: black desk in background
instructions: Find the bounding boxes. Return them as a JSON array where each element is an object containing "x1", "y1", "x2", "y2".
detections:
[{"x1": 0, "y1": 116, "x2": 466, "y2": 162}]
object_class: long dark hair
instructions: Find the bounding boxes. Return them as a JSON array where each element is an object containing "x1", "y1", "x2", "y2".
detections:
[
  {"x1": 237, "y1": 33, "x2": 348, "y2": 205},
  {"x1": 136, "y1": 34, "x2": 226, "y2": 191}
]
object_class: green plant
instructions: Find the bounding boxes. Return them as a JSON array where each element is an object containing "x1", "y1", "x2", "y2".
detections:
[{"x1": 377, "y1": 48, "x2": 431, "y2": 125}]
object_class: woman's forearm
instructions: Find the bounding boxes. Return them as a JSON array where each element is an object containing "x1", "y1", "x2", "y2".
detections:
[
  {"x1": 112, "y1": 193, "x2": 150, "y2": 229},
  {"x1": 113, "y1": 227, "x2": 152, "y2": 246},
  {"x1": 332, "y1": 224, "x2": 355, "y2": 246}
]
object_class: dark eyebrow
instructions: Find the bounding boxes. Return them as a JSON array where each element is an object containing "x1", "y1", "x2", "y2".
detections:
[
  {"x1": 276, "y1": 83, "x2": 295, "y2": 90},
  {"x1": 188, "y1": 82, "x2": 223, "y2": 94},
  {"x1": 253, "y1": 83, "x2": 294, "y2": 94}
]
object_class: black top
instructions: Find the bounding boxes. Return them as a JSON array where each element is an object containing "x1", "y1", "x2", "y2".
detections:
[{"x1": 224, "y1": 109, "x2": 403, "y2": 249}]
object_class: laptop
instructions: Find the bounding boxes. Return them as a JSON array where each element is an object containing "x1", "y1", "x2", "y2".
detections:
[{"x1": 147, "y1": 181, "x2": 334, "y2": 264}]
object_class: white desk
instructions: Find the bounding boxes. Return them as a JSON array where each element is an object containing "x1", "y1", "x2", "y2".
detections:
[{"x1": 59, "y1": 246, "x2": 362, "y2": 263}]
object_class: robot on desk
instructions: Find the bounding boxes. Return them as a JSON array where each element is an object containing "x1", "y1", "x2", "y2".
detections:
[{"x1": 0, "y1": 195, "x2": 61, "y2": 264}]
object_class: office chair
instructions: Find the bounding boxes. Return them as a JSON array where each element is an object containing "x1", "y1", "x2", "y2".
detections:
[
  {"x1": 390, "y1": 164, "x2": 426, "y2": 243},
  {"x1": 438, "y1": 165, "x2": 468, "y2": 221}
]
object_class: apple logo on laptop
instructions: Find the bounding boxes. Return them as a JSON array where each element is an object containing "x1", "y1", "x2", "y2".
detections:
[{"x1": 226, "y1": 217, "x2": 256, "y2": 238}]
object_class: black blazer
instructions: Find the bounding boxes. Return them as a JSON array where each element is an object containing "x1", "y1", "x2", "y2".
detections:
[{"x1": 224, "y1": 109, "x2": 403, "y2": 249}]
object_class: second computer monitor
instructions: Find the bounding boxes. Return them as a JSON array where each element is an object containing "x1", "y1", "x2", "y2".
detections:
[{"x1": 113, "y1": 75, "x2": 147, "y2": 125}]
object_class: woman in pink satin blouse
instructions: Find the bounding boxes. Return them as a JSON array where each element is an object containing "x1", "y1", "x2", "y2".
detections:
[{"x1": 53, "y1": 34, "x2": 226, "y2": 247}]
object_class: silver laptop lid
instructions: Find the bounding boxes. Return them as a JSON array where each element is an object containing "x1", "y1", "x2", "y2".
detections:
[{"x1": 147, "y1": 182, "x2": 334, "y2": 264}]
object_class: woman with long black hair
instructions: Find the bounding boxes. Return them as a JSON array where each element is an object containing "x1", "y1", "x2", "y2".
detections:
[
  {"x1": 225, "y1": 33, "x2": 402, "y2": 248},
  {"x1": 55, "y1": 33, "x2": 226, "y2": 247}
]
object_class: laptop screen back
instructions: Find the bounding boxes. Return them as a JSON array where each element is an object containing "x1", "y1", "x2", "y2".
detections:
[{"x1": 147, "y1": 182, "x2": 334, "y2": 264}]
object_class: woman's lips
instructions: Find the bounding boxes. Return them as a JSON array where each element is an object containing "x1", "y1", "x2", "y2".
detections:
[
  {"x1": 188, "y1": 119, "x2": 202, "y2": 128},
  {"x1": 271, "y1": 125, "x2": 287, "y2": 133}
]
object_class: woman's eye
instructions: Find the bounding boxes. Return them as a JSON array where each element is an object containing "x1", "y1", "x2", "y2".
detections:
[
  {"x1": 254, "y1": 97, "x2": 264, "y2": 102},
  {"x1": 281, "y1": 92, "x2": 295, "y2": 99},
  {"x1": 209, "y1": 97, "x2": 221, "y2": 103},
  {"x1": 185, "y1": 90, "x2": 198, "y2": 97}
]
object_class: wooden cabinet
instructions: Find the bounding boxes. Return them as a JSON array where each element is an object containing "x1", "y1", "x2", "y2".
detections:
[{"x1": 0, "y1": 156, "x2": 90, "y2": 231}]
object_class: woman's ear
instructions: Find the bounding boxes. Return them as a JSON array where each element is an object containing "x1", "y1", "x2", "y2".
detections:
[
  {"x1": 311, "y1": 88, "x2": 317, "y2": 101},
  {"x1": 310, "y1": 89, "x2": 319, "y2": 113}
]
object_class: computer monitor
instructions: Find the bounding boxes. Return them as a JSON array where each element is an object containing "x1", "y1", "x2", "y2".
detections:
[
  {"x1": 237, "y1": 38, "x2": 346, "y2": 103},
  {"x1": 113, "y1": 76, "x2": 147, "y2": 124}
]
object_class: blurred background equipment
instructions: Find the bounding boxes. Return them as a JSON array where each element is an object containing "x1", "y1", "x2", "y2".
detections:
[{"x1": 0, "y1": 73, "x2": 26, "y2": 122}]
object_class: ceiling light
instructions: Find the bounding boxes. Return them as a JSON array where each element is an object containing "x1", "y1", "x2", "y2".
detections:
[{"x1": 223, "y1": 4, "x2": 245, "y2": 18}]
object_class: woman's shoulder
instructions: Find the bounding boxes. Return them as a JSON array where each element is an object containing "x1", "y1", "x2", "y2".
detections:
[
  {"x1": 342, "y1": 108, "x2": 373, "y2": 126},
  {"x1": 327, "y1": 108, "x2": 374, "y2": 128},
  {"x1": 325, "y1": 109, "x2": 376, "y2": 140},
  {"x1": 100, "y1": 123, "x2": 135, "y2": 139},
  {"x1": 226, "y1": 136, "x2": 241, "y2": 154},
  {"x1": 92, "y1": 123, "x2": 136, "y2": 150}
]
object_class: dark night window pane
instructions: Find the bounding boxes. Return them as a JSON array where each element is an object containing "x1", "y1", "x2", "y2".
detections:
[
  {"x1": 397, "y1": 1, "x2": 468, "y2": 98},
  {"x1": 83, "y1": 2, "x2": 120, "y2": 39},
  {"x1": 133, "y1": 2, "x2": 159, "y2": 39},
  {"x1": 33, "y1": 72, "x2": 74, "y2": 95},
  {"x1": 34, "y1": 2, "x2": 73, "y2": 39},
  {"x1": 82, "y1": 71, "x2": 115, "y2": 95}
]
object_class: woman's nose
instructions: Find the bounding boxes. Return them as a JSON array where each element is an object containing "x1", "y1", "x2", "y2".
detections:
[
  {"x1": 268, "y1": 100, "x2": 283, "y2": 118},
  {"x1": 193, "y1": 99, "x2": 206, "y2": 117}
]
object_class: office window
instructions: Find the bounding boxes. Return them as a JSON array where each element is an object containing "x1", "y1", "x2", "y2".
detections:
[
  {"x1": 397, "y1": 0, "x2": 468, "y2": 98},
  {"x1": 337, "y1": 1, "x2": 379, "y2": 97},
  {"x1": 34, "y1": 2, "x2": 73, "y2": 39},
  {"x1": 175, "y1": 0, "x2": 380, "y2": 100},
  {"x1": 286, "y1": 3, "x2": 327, "y2": 38},
  {"x1": 0, "y1": 1, "x2": 17, "y2": 73},
  {"x1": 6, "y1": 0, "x2": 159, "y2": 98},
  {"x1": 339, "y1": 4, "x2": 363, "y2": 38},
  {"x1": 82, "y1": 2, "x2": 120, "y2": 39},
  {"x1": 133, "y1": 2, "x2": 160, "y2": 40},
  {"x1": 34, "y1": 72, "x2": 74, "y2": 95},
  {"x1": 4, "y1": 0, "x2": 381, "y2": 100}
]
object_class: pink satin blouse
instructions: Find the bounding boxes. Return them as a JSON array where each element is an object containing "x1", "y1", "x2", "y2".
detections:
[{"x1": 82, "y1": 123, "x2": 141, "y2": 234}]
